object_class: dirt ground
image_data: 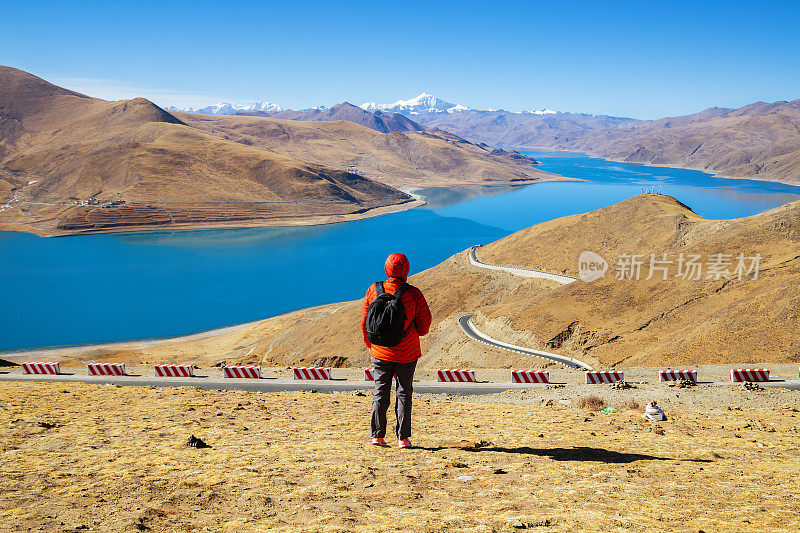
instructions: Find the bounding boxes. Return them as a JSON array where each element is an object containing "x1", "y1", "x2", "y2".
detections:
[{"x1": 2, "y1": 381, "x2": 799, "y2": 532}]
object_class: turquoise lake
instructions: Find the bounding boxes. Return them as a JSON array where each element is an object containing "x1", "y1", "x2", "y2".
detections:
[{"x1": 2, "y1": 152, "x2": 799, "y2": 352}]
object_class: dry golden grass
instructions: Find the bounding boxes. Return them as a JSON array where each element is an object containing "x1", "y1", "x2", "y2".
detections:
[
  {"x1": 2, "y1": 381, "x2": 800, "y2": 532},
  {"x1": 578, "y1": 395, "x2": 605, "y2": 411}
]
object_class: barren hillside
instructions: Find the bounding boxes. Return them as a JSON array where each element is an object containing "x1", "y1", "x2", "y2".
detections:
[
  {"x1": 393, "y1": 109, "x2": 642, "y2": 152},
  {"x1": 0, "y1": 66, "x2": 421, "y2": 236},
  {"x1": 177, "y1": 112, "x2": 563, "y2": 190},
  {"x1": 560, "y1": 100, "x2": 800, "y2": 184}
]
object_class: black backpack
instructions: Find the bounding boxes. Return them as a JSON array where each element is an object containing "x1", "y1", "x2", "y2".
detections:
[{"x1": 365, "y1": 282, "x2": 411, "y2": 347}]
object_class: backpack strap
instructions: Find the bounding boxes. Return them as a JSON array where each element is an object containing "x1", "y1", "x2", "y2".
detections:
[
  {"x1": 393, "y1": 283, "x2": 413, "y2": 340},
  {"x1": 374, "y1": 281, "x2": 385, "y2": 296},
  {"x1": 393, "y1": 283, "x2": 410, "y2": 299}
]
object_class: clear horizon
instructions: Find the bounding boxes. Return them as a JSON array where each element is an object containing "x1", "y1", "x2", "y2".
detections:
[{"x1": 3, "y1": 0, "x2": 800, "y2": 120}]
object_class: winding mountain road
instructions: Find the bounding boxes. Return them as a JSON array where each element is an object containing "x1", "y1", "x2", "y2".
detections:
[
  {"x1": 468, "y1": 245, "x2": 578, "y2": 284},
  {"x1": 460, "y1": 245, "x2": 591, "y2": 370},
  {"x1": 458, "y1": 314, "x2": 591, "y2": 370}
]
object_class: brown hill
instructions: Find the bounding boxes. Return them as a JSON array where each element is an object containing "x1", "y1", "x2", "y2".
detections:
[
  {"x1": 0, "y1": 66, "x2": 416, "y2": 236},
  {"x1": 177, "y1": 112, "x2": 560, "y2": 190},
  {"x1": 559, "y1": 100, "x2": 800, "y2": 184},
  {"x1": 24, "y1": 194, "x2": 800, "y2": 370},
  {"x1": 476, "y1": 194, "x2": 800, "y2": 366}
]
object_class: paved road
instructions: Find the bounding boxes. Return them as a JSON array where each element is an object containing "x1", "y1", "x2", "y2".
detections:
[
  {"x1": 461, "y1": 245, "x2": 590, "y2": 369},
  {"x1": 458, "y1": 313, "x2": 592, "y2": 370},
  {"x1": 2, "y1": 372, "x2": 798, "y2": 392},
  {"x1": 0, "y1": 373, "x2": 551, "y2": 395},
  {"x1": 468, "y1": 245, "x2": 578, "y2": 284}
]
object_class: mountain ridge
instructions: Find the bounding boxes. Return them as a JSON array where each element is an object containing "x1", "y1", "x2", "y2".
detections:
[{"x1": 556, "y1": 98, "x2": 800, "y2": 184}]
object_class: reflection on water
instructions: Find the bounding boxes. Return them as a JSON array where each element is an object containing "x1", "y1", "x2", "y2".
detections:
[
  {"x1": 414, "y1": 183, "x2": 532, "y2": 209},
  {"x1": 2, "y1": 151, "x2": 799, "y2": 351},
  {"x1": 116, "y1": 224, "x2": 331, "y2": 248},
  {"x1": 524, "y1": 151, "x2": 800, "y2": 221}
]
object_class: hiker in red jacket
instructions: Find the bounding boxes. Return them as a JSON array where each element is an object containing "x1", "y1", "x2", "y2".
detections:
[{"x1": 361, "y1": 252, "x2": 432, "y2": 448}]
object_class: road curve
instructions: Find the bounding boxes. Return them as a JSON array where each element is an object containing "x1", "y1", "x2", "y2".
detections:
[
  {"x1": 468, "y1": 245, "x2": 578, "y2": 284},
  {"x1": 458, "y1": 314, "x2": 592, "y2": 370},
  {"x1": 462, "y1": 245, "x2": 590, "y2": 369}
]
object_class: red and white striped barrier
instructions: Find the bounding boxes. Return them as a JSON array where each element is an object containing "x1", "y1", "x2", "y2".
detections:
[
  {"x1": 512, "y1": 370, "x2": 550, "y2": 383},
  {"x1": 154, "y1": 364, "x2": 195, "y2": 377},
  {"x1": 585, "y1": 370, "x2": 624, "y2": 384},
  {"x1": 223, "y1": 365, "x2": 262, "y2": 379},
  {"x1": 87, "y1": 363, "x2": 126, "y2": 376},
  {"x1": 22, "y1": 362, "x2": 60, "y2": 375},
  {"x1": 437, "y1": 369, "x2": 476, "y2": 382},
  {"x1": 364, "y1": 368, "x2": 398, "y2": 381},
  {"x1": 658, "y1": 370, "x2": 697, "y2": 382},
  {"x1": 730, "y1": 368, "x2": 770, "y2": 382},
  {"x1": 293, "y1": 367, "x2": 331, "y2": 380}
]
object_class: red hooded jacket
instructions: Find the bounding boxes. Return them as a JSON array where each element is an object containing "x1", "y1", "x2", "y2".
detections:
[{"x1": 360, "y1": 253, "x2": 432, "y2": 363}]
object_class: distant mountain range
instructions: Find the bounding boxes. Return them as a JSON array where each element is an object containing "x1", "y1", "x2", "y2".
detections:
[
  {"x1": 115, "y1": 89, "x2": 800, "y2": 185},
  {"x1": 0, "y1": 67, "x2": 417, "y2": 236},
  {"x1": 170, "y1": 92, "x2": 558, "y2": 117},
  {"x1": 166, "y1": 101, "x2": 282, "y2": 115},
  {"x1": 167, "y1": 92, "x2": 622, "y2": 142},
  {"x1": 266, "y1": 102, "x2": 426, "y2": 134}
]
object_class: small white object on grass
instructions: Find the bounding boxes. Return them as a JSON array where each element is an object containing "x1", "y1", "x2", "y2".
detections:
[{"x1": 643, "y1": 402, "x2": 666, "y2": 421}]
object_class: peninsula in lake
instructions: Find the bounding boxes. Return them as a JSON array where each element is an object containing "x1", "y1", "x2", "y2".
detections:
[{"x1": 0, "y1": 67, "x2": 564, "y2": 237}]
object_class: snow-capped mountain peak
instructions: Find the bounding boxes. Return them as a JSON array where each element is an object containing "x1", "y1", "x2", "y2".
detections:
[
  {"x1": 167, "y1": 100, "x2": 282, "y2": 115},
  {"x1": 249, "y1": 101, "x2": 282, "y2": 113},
  {"x1": 523, "y1": 108, "x2": 558, "y2": 115},
  {"x1": 360, "y1": 93, "x2": 469, "y2": 114}
]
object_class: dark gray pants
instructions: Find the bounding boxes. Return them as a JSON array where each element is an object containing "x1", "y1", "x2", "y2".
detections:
[{"x1": 370, "y1": 357, "x2": 417, "y2": 440}]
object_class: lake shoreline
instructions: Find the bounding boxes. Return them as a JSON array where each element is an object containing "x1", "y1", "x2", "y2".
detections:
[
  {"x1": 521, "y1": 148, "x2": 800, "y2": 187},
  {"x1": 0, "y1": 175, "x2": 574, "y2": 239},
  {"x1": 0, "y1": 198, "x2": 426, "y2": 239}
]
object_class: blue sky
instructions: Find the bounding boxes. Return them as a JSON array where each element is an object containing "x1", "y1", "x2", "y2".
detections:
[{"x1": 3, "y1": 0, "x2": 799, "y2": 119}]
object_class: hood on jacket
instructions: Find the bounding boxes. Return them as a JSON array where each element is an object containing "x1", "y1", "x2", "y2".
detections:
[{"x1": 384, "y1": 253, "x2": 410, "y2": 281}]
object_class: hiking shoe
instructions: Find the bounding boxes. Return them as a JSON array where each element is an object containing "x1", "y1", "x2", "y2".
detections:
[
  {"x1": 371, "y1": 438, "x2": 389, "y2": 447},
  {"x1": 398, "y1": 438, "x2": 412, "y2": 449}
]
